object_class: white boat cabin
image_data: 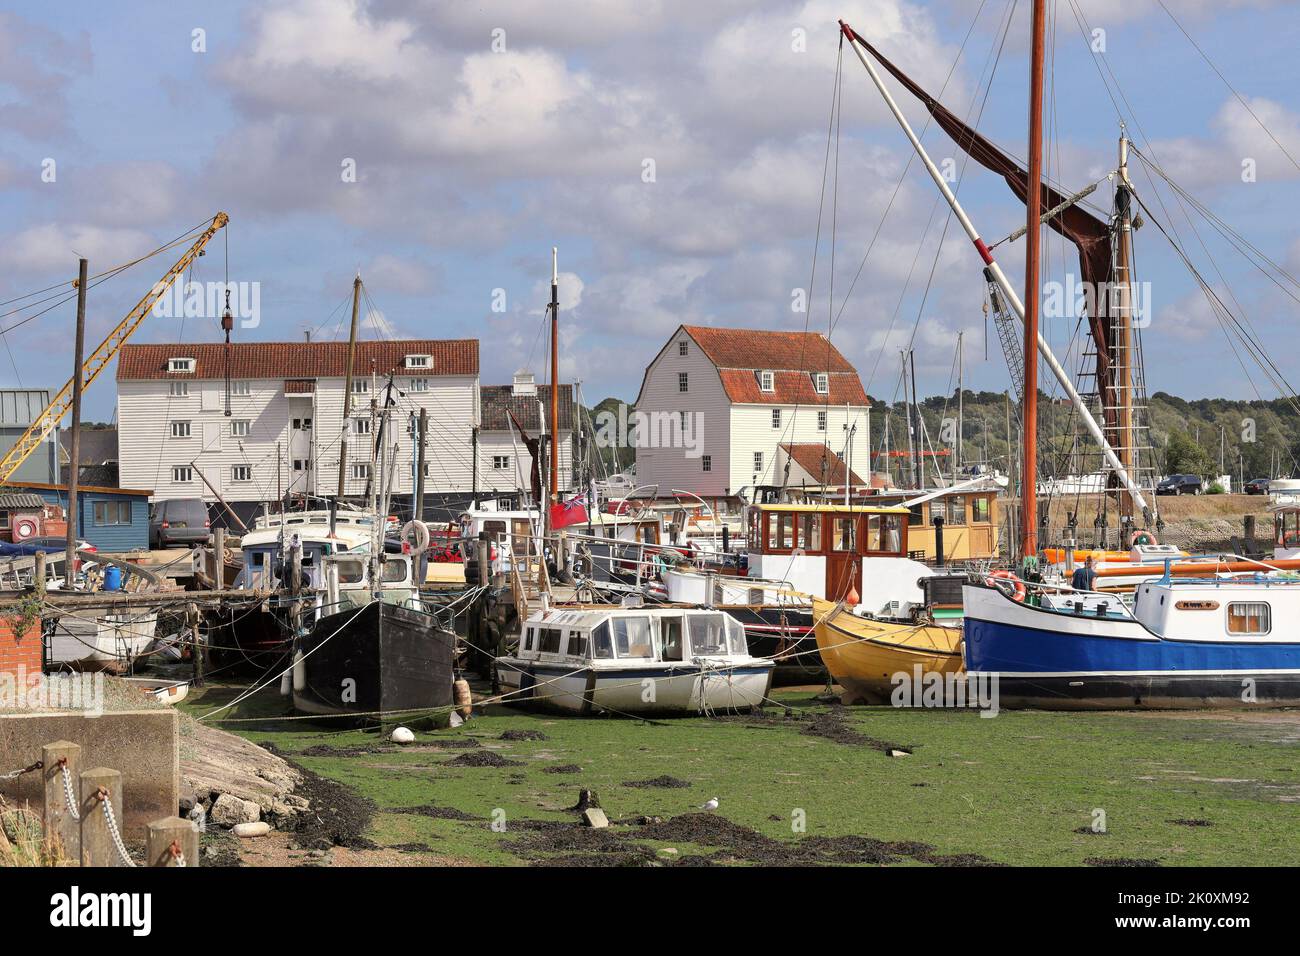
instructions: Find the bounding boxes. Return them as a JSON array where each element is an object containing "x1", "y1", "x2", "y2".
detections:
[{"x1": 514, "y1": 606, "x2": 753, "y2": 666}]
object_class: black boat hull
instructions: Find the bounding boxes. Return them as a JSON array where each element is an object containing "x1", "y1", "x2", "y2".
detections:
[{"x1": 291, "y1": 599, "x2": 456, "y2": 724}]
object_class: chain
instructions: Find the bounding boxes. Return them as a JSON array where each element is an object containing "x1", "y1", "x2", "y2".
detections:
[
  {"x1": 58, "y1": 762, "x2": 80, "y2": 821},
  {"x1": 0, "y1": 760, "x2": 42, "y2": 781},
  {"x1": 98, "y1": 790, "x2": 136, "y2": 868}
]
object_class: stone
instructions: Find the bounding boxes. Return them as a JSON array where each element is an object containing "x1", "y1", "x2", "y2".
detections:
[
  {"x1": 210, "y1": 792, "x2": 262, "y2": 826},
  {"x1": 233, "y1": 821, "x2": 270, "y2": 838},
  {"x1": 390, "y1": 726, "x2": 415, "y2": 744},
  {"x1": 582, "y1": 807, "x2": 609, "y2": 829}
]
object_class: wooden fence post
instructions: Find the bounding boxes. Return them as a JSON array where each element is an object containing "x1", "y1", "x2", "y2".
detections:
[
  {"x1": 146, "y1": 816, "x2": 198, "y2": 867},
  {"x1": 80, "y1": 767, "x2": 126, "y2": 867},
  {"x1": 41, "y1": 740, "x2": 80, "y2": 860}
]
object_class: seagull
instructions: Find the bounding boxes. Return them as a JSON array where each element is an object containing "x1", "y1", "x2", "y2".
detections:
[{"x1": 698, "y1": 797, "x2": 719, "y2": 811}]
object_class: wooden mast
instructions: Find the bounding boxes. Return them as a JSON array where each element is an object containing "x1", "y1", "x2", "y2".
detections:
[
  {"x1": 336, "y1": 273, "x2": 362, "y2": 505},
  {"x1": 549, "y1": 247, "x2": 560, "y2": 511},
  {"x1": 1114, "y1": 131, "x2": 1136, "y2": 522},
  {"x1": 1020, "y1": 0, "x2": 1047, "y2": 561}
]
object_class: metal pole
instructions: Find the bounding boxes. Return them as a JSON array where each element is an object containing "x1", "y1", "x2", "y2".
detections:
[
  {"x1": 415, "y1": 407, "x2": 427, "y2": 522},
  {"x1": 66, "y1": 258, "x2": 87, "y2": 587},
  {"x1": 336, "y1": 273, "x2": 362, "y2": 500}
]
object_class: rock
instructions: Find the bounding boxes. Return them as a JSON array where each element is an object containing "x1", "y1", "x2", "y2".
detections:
[
  {"x1": 233, "y1": 822, "x2": 270, "y2": 838},
  {"x1": 887, "y1": 749, "x2": 910, "y2": 758},
  {"x1": 390, "y1": 726, "x2": 415, "y2": 744},
  {"x1": 210, "y1": 793, "x2": 262, "y2": 827},
  {"x1": 582, "y1": 807, "x2": 609, "y2": 829},
  {"x1": 178, "y1": 792, "x2": 197, "y2": 814}
]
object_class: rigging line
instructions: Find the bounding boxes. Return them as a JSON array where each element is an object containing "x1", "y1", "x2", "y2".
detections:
[
  {"x1": 1129, "y1": 146, "x2": 1300, "y2": 302},
  {"x1": 1154, "y1": 0, "x2": 1300, "y2": 176},
  {"x1": 827, "y1": 0, "x2": 996, "y2": 340}
]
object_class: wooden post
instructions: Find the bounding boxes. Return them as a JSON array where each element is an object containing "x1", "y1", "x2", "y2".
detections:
[
  {"x1": 213, "y1": 526, "x2": 226, "y2": 587},
  {"x1": 42, "y1": 741, "x2": 80, "y2": 859},
  {"x1": 33, "y1": 550, "x2": 46, "y2": 597},
  {"x1": 1244, "y1": 514, "x2": 1257, "y2": 554},
  {"x1": 146, "y1": 816, "x2": 199, "y2": 867},
  {"x1": 188, "y1": 602, "x2": 203, "y2": 687},
  {"x1": 80, "y1": 767, "x2": 126, "y2": 867},
  {"x1": 65, "y1": 257, "x2": 88, "y2": 590}
]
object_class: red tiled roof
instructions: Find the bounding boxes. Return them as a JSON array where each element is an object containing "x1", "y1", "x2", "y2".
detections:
[
  {"x1": 116, "y1": 340, "x2": 478, "y2": 380},
  {"x1": 680, "y1": 326, "x2": 868, "y2": 406},
  {"x1": 780, "y1": 443, "x2": 865, "y2": 487},
  {"x1": 284, "y1": 380, "x2": 315, "y2": 393}
]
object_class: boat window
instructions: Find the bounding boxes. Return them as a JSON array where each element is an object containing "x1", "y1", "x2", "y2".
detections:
[
  {"x1": 592, "y1": 622, "x2": 613, "y2": 658},
  {"x1": 972, "y1": 496, "x2": 991, "y2": 523},
  {"x1": 336, "y1": 560, "x2": 366, "y2": 584},
  {"x1": 748, "y1": 511, "x2": 762, "y2": 550},
  {"x1": 565, "y1": 630, "x2": 588, "y2": 658},
  {"x1": 1227, "y1": 602, "x2": 1271, "y2": 635},
  {"x1": 833, "y1": 517, "x2": 856, "y2": 551},
  {"x1": 611, "y1": 618, "x2": 654, "y2": 658},
  {"x1": 798, "y1": 514, "x2": 821, "y2": 550},
  {"x1": 947, "y1": 498, "x2": 967, "y2": 526},
  {"x1": 538, "y1": 627, "x2": 563, "y2": 654},
  {"x1": 725, "y1": 617, "x2": 748, "y2": 655},
  {"x1": 866, "y1": 514, "x2": 884, "y2": 551},
  {"x1": 381, "y1": 560, "x2": 407, "y2": 583},
  {"x1": 522, "y1": 628, "x2": 535, "y2": 653},
  {"x1": 1278, "y1": 511, "x2": 1300, "y2": 547},
  {"x1": 907, "y1": 505, "x2": 924, "y2": 526},
  {"x1": 661, "y1": 616, "x2": 684, "y2": 661},
  {"x1": 250, "y1": 551, "x2": 267, "y2": 568},
  {"x1": 688, "y1": 614, "x2": 730, "y2": 656}
]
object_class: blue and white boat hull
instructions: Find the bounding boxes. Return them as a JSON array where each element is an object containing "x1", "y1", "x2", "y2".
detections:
[{"x1": 963, "y1": 583, "x2": 1300, "y2": 709}]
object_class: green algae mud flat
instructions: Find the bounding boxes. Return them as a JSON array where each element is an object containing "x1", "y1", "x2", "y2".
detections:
[{"x1": 180, "y1": 683, "x2": 1300, "y2": 867}]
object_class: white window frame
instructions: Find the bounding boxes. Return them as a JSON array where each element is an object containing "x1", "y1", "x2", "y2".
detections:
[
  {"x1": 771, "y1": 408, "x2": 781, "y2": 429},
  {"x1": 814, "y1": 372, "x2": 829, "y2": 394},
  {"x1": 171, "y1": 465, "x2": 193, "y2": 483},
  {"x1": 352, "y1": 379, "x2": 370, "y2": 394},
  {"x1": 404, "y1": 354, "x2": 431, "y2": 369},
  {"x1": 1227, "y1": 602, "x2": 1271, "y2": 636},
  {"x1": 353, "y1": 418, "x2": 371, "y2": 435},
  {"x1": 168, "y1": 357, "x2": 195, "y2": 373},
  {"x1": 169, "y1": 381, "x2": 189, "y2": 397},
  {"x1": 350, "y1": 463, "x2": 371, "y2": 480},
  {"x1": 231, "y1": 464, "x2": 253, "y2": 483},
  {"x1": 702, "y1": 455, "x2": 712, "y2": 473},
  {"x1": 678, "y1": 372, "x2": 688, "y2": 393},
  {"x1": 759, "y1": 370, "x2": 775, "y2": 392},
  {"x1": 817, "y1": 410, "x2": 827, "y2": 431},
  {"x1": 230, "y1": 380, "x2": 251, "y2": 396},
  {"x1": 170, "y1": 421, "x2": 191, "y2": 439},
  {"x1": 678, "y1": 341, "x2": 688, "y2": 356},
  {"x1": 230, "y1": 419, "x2": 250, "y2": 438},
  {"x1": 753, "y1": 451, "x2": 763, "y2": 473},
  {"x1": 409, "y1": 377, "x2": 429, "y2": 393},
  {"x1": 492, "y1": 455, "x2": 510, "y2": 470}
]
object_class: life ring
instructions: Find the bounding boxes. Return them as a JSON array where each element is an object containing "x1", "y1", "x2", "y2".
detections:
[
  {"x1": 1129, "y1": 529, "x2": 1158, "y2": 548},
  {"x1": 986, "y1": 569, "x2": 1026, "y2": 602},
  {"x1": 400, "y1": 519, "x2": 430, "y2": 553},
  {"x1": 14, "y1": 518, "x2": 38, "y2": 539}
]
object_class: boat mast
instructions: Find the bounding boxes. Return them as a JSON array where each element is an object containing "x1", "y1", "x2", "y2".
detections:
[
  {"x1": 549, "y1": 247, "x2": 561, "y2": 518},
  {"x1": 1021, "y1": 0, "x2": 1046, "y2": 560},
  {"x1": 956, "y1": 331, "x2": 964, "y2": 484},
  {"x1": 837, "y1": 19, "x2": 1149, "y2": 524},
  {"x1": 336, "y1": 273, "x2": 362, "y2": 512},
  {"x1": 1114, "y1": 130, "x2": 1136, "y2": 523}
]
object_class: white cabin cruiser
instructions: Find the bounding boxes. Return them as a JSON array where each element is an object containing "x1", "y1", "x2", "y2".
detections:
[{"x1": 496, "y1": 605, "x2": 774, "y2": 715}]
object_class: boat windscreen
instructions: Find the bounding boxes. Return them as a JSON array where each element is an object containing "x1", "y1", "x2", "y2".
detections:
[
  {"x1": 592, "y1": 621, "x2": 613, "y2": 658},
  {"x1": 611, "y1": 617, "x2": 654, "y2": 658},
  {"x1": 725, "y1": 617, "x2": 748, "y2": 655},
  {"x1": 688, "y1": 613, "x2": 730, "y2": 656}
]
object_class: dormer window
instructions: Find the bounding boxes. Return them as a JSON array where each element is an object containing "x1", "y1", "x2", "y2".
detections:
[
  {"x1": 405, "y1": 354, "x2": 431, "y2": 369},
  {"x1": 168, "y1": 357, "x2": 195, "y2": 374},
  {"x1": 814, "y1": 372, "x2": 829, "y2": 394},
  {"x1": 759, "y1": 370, "x2": 774, "y2": 392}
]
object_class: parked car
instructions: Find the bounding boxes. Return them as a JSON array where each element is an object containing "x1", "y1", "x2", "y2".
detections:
[
  {"x1": 1156, "y1": 474, "x2": 1204, "y2": 496},
  {"x1": 148, "y1": 498, "x2": 211, "y2": 548},
  {"x1": 1245, "y1": 477, "x2": 1271, "y2": 495}
]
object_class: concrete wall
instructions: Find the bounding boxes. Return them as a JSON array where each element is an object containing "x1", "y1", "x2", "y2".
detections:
[{"x1": 0, "y1": 709, "x2": 179, "y2": 840}]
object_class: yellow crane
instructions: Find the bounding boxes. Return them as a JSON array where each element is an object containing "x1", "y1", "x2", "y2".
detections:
[{"x1": 0, "y1": 212, "x2": 229, "y2": 484}]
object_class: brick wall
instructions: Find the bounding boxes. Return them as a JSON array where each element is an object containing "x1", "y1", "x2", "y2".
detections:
[{"x1": 0, "y1": 617, "x2": 42, "y2": 681}]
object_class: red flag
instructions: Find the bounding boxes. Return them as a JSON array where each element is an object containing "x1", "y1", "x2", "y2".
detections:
[{"x1": 550, "y1": 497, "x2": 589, "y2": 529}]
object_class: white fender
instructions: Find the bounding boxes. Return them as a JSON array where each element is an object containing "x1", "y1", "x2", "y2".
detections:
[
  {"x1": 401, "y1": 519, "x2": 430, "y2": 553},
  {"x1": 292, "y1": 650, "x2": 305, "y2": 692}
]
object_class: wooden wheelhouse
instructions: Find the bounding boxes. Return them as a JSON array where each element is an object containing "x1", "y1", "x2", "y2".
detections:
[{"x1": 745, "y1": 503, "x2": 909, "y2": 601}]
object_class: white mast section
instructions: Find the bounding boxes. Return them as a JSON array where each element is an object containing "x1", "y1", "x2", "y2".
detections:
[{"x1": 839, "y1": 22, "x2": 1148, "y2": 516}]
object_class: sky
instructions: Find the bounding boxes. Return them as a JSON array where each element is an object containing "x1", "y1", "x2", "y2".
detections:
[{"x1": 2, "y1": 0, "x2": 1299, "y2": 422}]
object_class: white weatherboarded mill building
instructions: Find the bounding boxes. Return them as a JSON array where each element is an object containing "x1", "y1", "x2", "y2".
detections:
[
  {"x1": 116, "y1": 340, "x2": 481, "y2": 503},
  {"x1": 633, "y1": 325, "x2": 872, "y2": 498}
]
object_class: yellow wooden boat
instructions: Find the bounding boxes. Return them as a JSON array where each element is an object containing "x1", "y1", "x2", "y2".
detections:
[{"x1": 812, "y1": 597, "x2": 964, "y2": 705}]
